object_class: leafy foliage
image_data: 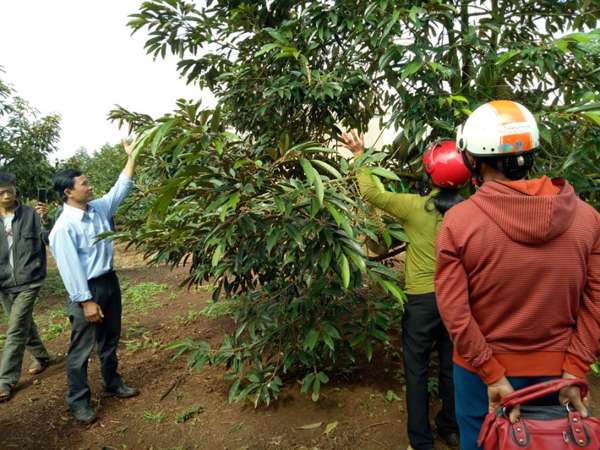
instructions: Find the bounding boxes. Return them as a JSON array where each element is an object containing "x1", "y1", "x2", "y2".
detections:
[
  {"x1": 110, "y1": 100, "x2": 406, "y2": 406},
  {"x1": 112, "y1": 0, "x2": 600, "y2": 406},
  {"x1": 0, "y1": 72, "x2": 61, "y2": 200}
]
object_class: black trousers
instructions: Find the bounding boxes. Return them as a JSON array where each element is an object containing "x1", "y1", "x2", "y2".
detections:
[
  {"x1": 66, "y1": 271, "x2": 123, "y2": 410},
  {"x1": 402, "y1": 292, "x2": 458, "y2": 450}
]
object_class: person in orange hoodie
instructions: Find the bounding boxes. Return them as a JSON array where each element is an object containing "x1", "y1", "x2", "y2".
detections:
[{"x1": 434, "y1": 100, "x2": 600, "y2": 449}]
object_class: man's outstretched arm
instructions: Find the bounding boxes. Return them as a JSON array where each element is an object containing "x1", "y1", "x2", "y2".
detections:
[
  {"x1": 122, "y1": 134, "x2": 139, "y2": 181},
  {"x1": 92, "y1": 134, "x2": 139, "y2": 218}
]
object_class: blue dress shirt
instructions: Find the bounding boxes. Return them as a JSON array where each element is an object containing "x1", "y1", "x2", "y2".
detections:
[{"x1": 50, "y1": 172, "x2": 133, "y2": 302}]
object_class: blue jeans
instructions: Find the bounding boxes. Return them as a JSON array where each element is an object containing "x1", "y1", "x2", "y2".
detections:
[{"x1": 453, "y1": 364, "x2": 560, "y2": 450}]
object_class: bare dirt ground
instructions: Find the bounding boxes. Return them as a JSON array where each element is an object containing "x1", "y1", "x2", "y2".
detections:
[{"x1": 1, "y1": 245, "x2": 598, "y2": 450}]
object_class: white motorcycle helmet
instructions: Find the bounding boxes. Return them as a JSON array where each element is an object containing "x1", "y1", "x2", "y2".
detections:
[{"x1": 456, "y1": 100, "x2": 539, "y2": 157}]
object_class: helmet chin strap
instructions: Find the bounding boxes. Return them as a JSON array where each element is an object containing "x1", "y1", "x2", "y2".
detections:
[{"x1": 461, "y1": 151, "x2": 483, "y2": 186}]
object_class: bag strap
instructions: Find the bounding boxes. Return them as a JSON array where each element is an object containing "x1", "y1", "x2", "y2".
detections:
[{"x1": 501, "y1": 379, "x2": 588, "y2": 409}]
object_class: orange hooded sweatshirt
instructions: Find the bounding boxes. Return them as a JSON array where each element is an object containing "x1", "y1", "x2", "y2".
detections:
[{"x1": 435, "y1": 176, "x2": 600, "y2": 385}]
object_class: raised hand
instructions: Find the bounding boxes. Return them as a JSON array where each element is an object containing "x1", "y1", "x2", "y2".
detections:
[
  {"x1": 123, "y1": 133, "x2": 141, "y2": 158},
  {"x1": 35, "y1": 202, "x2": 49, "y2": 224},
  {"x1": 340, "y1": 130, "x2": 365, "y2": 155}
]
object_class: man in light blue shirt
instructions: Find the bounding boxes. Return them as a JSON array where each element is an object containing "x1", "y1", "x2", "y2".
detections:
[{"x1": 50, "y1": 136, "x2": 139, "y2": 424}]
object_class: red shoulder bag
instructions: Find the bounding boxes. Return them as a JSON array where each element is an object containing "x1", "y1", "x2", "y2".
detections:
[{"x1": 478, "y1": 379, "x2": 600, "y2": 449}]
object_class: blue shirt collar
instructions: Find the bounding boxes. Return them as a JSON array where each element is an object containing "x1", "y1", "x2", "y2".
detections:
[{"x1": 62, "y1": 203, "x2": 96, "y2": 221}]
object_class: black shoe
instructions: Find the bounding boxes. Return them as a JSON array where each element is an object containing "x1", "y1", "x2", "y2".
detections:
[
  {"x1": 102, "y1": 384, "x2": 140, "y2": 398},
  {"x1": 72, "y1": 405, "x2": 97, "y2": 424},
  {"x1": 440, "y1": 432, "x2": 460, "y2": 448}
]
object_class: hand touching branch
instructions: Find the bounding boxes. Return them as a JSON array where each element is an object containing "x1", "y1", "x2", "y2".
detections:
[{"x1": 340, "y1": 130, "x2": 365, "y2": 156}]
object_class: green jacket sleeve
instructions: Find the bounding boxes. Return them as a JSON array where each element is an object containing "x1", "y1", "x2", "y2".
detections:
[{"x1": 357, "y1": 171, "x2": 419, "y2": 221}]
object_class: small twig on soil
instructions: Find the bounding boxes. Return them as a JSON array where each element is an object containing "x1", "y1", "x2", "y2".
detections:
[
  {"x1": 365, "y1": 421, "x2": 390, "y2": 429},
  {"x1": 160, "y1": 375, "x2": 184, "y2": 401},
  {"x1": 371, "y1": 440, "x2": 392, "y2": 450}
]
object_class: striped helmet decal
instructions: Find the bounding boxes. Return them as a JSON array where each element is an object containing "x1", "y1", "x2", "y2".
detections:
[{"x1": 488, "y1": 100, "x2": 533, "y2": 153}]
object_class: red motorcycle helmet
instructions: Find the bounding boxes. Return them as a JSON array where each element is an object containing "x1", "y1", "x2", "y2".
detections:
[{"x1": 422, "y1": 140, "x2": 471, "y2": 189}]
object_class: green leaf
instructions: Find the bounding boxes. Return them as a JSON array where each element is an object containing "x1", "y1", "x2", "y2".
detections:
[
  {"x1": 339, "y1": 214, "x2": 354, "y2": 238},
  {"x1": 256, "y1": 43, "x2": 280, "y2": 56},
  {"x1": 324, "y1": 421, "x2": 339, "y2": 434},
  {"x1": 322, "y1": 323, "x2": 340, "y2": 339},
  {"x1": 538, "y1": 123, "x2": 552, "y2": 144},
  {"x1": 228, "y1": 379, "x2": 241, "y2": 404},
  {"x1": 562, "y1": 150, "x2": 583, "y2": 170},
  {"x1": 583, "y1": 112, "x2": 600, "y2": 126},
  {"x1": 314, "y1": 173, "x2": 324, "y2": 206},
  {"x1": 210, "y1": 106, "x2": 221, "y2": 132},
  {"x1": 496, "y1": 49, "x2": 519, "y2": 66},
  {"x1": 151, "y1": 117, "x2": 182, "y2": 156},
  {"x1": 299, "y1": 422, "x2": 322, "y2": 430},
  {"x1": 246, "y1": 373, "x2": 261, "y2": 383},
  {"x1": 265, "y1": 28, "x2": 289, "y2": 44},
  {"x1": 349, "y1": 332, "x2": 365, "y2": 347},
  {"x1": 448, "y1": 95, "x2": 468, "y2": 103},
  {"x1": 382, "y1": 231, "x2": 392, "y2": 247},
  {"x1": 300, "y1": 373, "x2": 315, "y2": 393},
  {"x1": 236, "y1": 383, "x2": 258, "y2": 402},
  {"x1": 387, "y1": 230, "x2": 409, "y2": 242},
  {"x1": 300, "y1": 158, "x2": 316, "y2": 184},
  {"x1": 321, "y1": 246, "x2": 333, "y2": 272},
  {"x1": 323, "y1": 332, "x2": 335, "y2": 350},
  {"x1": 311, "y1": 159, "x2": 343, "y2": 181},
  {"x1": 400, "y1": 61, "x2": 423, "y2": 80},
  {"x1": 383, "y1": 280, "x2": 407, "y2": 303},
  {"x1": 310, "y1": 196, "x2": 320, "y2": 217},
  {"x1": 163, "y1": 341, "x2": 187, "y2": 351},
  {"x1": 343, "y1": 247, "x2": 367, "y2": 273},
  {"x1": 284, "y1": 224, "x2": 303, "y2": 246},
  {"x1": 312, "y1": 378, "x2": 321, "y2": 402},
  {"x1": 381, "y1": 14, "x2": 398, "y2": 40},
  {"x1": 371, "y1": 167, "x2": 400, "y2": 180},
  {"x1": 267, "y1": 228, "x2": 281, "y2": 253},
  {"x1": 370, "y1": 328, "x2": 389, "y2": 341},
  {"x1": 326, "y1": 204, "x2": 342, "y2": 225},
  {"x1": 340, "y1": 254, "x2": 350, "y2": 289},
  {"x1": 212, "y1": 245, "x2": 222, "y2": 267},
  {"x1": 364, "y1": 338, "x2": 373, "y2": 361},
  {"x1": 229, "y1": 192, "x2": 240, "y2": 209},
  {"x1": 371, "y1": 174, "x2": 386, "y2": 193},
  {"x1": 304, "y1": 328, "x2": 320, "y2": 350}
]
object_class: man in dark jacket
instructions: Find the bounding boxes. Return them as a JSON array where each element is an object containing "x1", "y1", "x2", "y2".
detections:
[{"x1": 0, "y1": 172, "x2": 53, "y2": 402}]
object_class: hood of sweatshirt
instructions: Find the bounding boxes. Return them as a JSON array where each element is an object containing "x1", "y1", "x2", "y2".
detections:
[{"x1": 470, "y1": 177, "x2": 576, "y2": 245}]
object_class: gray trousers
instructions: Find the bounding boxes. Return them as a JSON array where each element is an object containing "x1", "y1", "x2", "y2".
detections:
[
  {"x1": 66, "y1": 271, "x2": 123, "y2": 410},
  {"x1": 0, "y1": 286, "x2": 50, "y2": 385}
]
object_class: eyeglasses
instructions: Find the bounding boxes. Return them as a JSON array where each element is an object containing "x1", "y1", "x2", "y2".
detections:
[{"x1": 0, "y1": 189, "x2": 16, "y2": 197}]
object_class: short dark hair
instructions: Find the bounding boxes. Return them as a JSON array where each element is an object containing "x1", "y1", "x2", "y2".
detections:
[
  {"x1": 0, "y1": 171, "x2": 16, "y2": 188},
  {"x1": 53, "y1": 169, "x2": 83, "y2": 202},
  {"x1": 481, "y1": 153, "x2": 535, "y2": 181}
]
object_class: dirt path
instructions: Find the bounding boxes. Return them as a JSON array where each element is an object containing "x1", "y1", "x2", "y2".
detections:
[{"x1": 1, "y1": 246, "x2": 599, "y2": 450}]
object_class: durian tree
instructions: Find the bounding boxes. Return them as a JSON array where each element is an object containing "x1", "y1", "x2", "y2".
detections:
[
  {"x1": 109, "y1": 0, "x2": 600, "y2": 406},
  {"x1": 0, "y1": 69, "x2": 61, "y2": 201}
]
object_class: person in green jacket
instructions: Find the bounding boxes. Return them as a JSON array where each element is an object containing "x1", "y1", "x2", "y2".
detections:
[{"x1": 341, "y1": 131, "x2": 470, "y2": 450}]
